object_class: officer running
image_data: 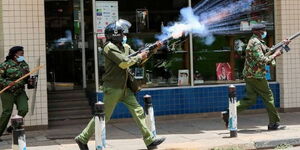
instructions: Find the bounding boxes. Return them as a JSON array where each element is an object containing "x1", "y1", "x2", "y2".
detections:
[
  {"x1": 0, "y1": 46, "x2": 30, "y2": 141},
  {"x1": 222, "y1": 24, "x2": 290, "y2": 130},
  {"x1": 75, "y1": 19, "x2": 165, "y2": 150}
]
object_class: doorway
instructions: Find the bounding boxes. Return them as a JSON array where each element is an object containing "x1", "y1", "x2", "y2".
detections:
[{"x1": 45, "y1": 0, "x2": 90, "y2": 91}]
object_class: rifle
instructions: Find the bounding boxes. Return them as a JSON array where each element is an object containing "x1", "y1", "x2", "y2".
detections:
[
  {"x1": 266, "y1": 31, "x2": 300, "y2": 56},
  {"x1": 128, "y1": 36, "x2": 174, "y2": 58}
]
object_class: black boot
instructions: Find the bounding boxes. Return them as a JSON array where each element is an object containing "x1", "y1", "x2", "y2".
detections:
[
  {"x1": 6, "y1": 126, "x2": 13, "y2": 134},
  {"x1": 75, "y1": 138, "x2": 89, "y2": 150},
  {"x1": 268, "y1": 123, "x2": 286, "y2": 130},
  {"x1": 147, "y1": 137, "x2": 166, "y2": 150},
  {"x1": 0, "y1": 138, "x2": 3, "y2": 142},
  {"x1": 221, "y1": 110, "x2": 229, "y2": 128}
]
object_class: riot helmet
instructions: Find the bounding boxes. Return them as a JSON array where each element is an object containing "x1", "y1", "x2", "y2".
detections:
[{"x1": 105, "y1": 19, "x2": 131, "y2": 43}]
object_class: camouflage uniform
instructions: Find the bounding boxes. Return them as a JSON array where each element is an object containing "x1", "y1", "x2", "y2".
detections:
[
  {"x1": 0, "y1": 59, "x2": 29, "y2": 136},
  {"x1": 237, "y1": 34, "x2": 280, "y2": 124},
  {"x1": 75, "y1": 42, "x2": 156, "y2": 146}
]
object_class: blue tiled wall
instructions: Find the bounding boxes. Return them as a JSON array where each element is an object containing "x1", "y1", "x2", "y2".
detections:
[{"x1": 97, "y1": 83, "x2": 280, "y2": 119}]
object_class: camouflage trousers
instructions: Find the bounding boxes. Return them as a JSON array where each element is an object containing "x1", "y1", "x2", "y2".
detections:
[{"x1": 237, "y1": 78, "x2": 280, "y2": 124}]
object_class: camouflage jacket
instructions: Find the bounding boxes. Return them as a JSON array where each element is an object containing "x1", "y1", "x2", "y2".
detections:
[
  {"x1": 0, "y1": 59, "x2": 30, "y2": 95},
  {"x1": 242, "y1": 35, "x2": 275, "y2": 79}
]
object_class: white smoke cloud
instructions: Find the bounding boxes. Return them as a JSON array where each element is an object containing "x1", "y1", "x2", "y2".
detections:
[
  {"x1": 156, "y1": 0, "x2": 256, "y2": 45},
  {"x1": 157, "y1": 7, "x2": 211, "y2": 43}
]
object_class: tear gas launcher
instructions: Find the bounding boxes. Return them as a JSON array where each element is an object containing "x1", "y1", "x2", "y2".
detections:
[
  {"x1": 266, "y1": 31, "x2": 300, "y2": 56},
  {"x1": 128, "y1": 32, "x2": 184, "y2": 58}
]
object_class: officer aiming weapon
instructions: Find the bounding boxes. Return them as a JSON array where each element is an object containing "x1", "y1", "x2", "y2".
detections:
[{"x1": 266, "y1": 31, "x2": 300, "y2": 56}]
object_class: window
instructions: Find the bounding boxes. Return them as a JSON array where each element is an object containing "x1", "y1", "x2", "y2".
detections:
[
  {"x1": 98, "y1": 0, "x2": 191, "y2": 88},
  {"x1": 192, "y1": 0, "x2": 275, "y2": 85},
  {"x1": 97, "y1": 0, "x2": 275, "y2": 88}
]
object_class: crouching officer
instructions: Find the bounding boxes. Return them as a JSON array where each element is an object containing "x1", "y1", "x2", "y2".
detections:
[
  {"x1": 75, "y1": 19, "x2": 165, "y2": 150},
  {"x1": 0, "y1": 46, "x2": 30, "y2": 142},
  {"x1": 222, "y1": 24, "x2": 289, "y2": 130}
]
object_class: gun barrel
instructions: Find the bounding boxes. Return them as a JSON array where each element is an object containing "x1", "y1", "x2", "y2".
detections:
[
  {"x1": 161, "y1": 36, "x2": 174, "y2": 43},
  {"x1": 128, "y1": 36, "x2": 174, "y2": 57},
  {"x1": 289, "y1": 31, "x2": 300, "y2": 40},
  {"x1": 270, "y1": 31, "x2": 300, "y2": 52}
]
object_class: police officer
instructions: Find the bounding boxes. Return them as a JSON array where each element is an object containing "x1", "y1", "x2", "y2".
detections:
[
  {"x1": 0, "y1": 46, "x2": 29, "y2": 141},
  {"x1": 222, "y1": 24, "x2": 289, "y2": 130},
  {"x1": 75, "y1": 19, "x2": 165, "y2": 150}
]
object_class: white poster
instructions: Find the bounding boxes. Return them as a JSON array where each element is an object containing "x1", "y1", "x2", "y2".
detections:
[
  {"x1": 96, "y1": 1, "x2": 119, "y2": 39},
  {"x1": 178, "y1": 69, "x2": 189, "y2": 86}
]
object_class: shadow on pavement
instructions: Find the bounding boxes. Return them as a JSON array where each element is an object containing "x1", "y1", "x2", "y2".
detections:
[{"x1": 0, "y1": 112, "x2": 299, "y2": 149}]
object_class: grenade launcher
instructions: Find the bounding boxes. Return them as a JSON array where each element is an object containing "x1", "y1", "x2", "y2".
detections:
[{"x1": 266, "y1": 31, "x2": 300, "y2": 56}]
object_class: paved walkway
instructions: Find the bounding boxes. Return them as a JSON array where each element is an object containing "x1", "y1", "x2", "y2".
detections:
[{"x1": 1, "y1": 112, "x2": 300, "y2": 150}]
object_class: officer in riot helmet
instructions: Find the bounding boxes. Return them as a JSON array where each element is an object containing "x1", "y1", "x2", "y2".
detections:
[
  {"x1": 104, "y1": 19, "x2": 131, "y2": 44},
  {"x1": 75, "y1": 19, "x2": 165, "y2": 150}
]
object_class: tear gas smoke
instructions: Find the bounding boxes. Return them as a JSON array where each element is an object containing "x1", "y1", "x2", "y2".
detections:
[{"x1": 156, "y1": 0, "x2": 257, "y2": 45}]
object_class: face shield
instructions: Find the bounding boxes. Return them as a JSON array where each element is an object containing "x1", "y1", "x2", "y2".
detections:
[{"x1": 116, "y1": 19, "x2": 132, "y2": 34}]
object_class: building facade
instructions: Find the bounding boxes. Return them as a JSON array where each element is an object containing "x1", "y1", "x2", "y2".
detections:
[{"x1": 0, "y1": 0, "x2": 299, "y2": 128}]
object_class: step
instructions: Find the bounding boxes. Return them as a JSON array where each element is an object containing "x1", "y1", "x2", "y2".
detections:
[
  {"x1": 48, "y1": 89, "x2": 85, "y2": 94},
  {"x1": 48, "y1": 109, "x2": 92, "y2": 118},
  {"x1": 48, "y1": 92, "x2": 87, "y2": 100},
  {"x1": 49, "y1": 118, "x2": 91, "y2": 128},
  {"x1": 48, "y1": 114, "x2": 92, "y2": 122},
  {"x1": 48, "y1": 106, "x2": 91, "y2": 112},
  {"x1": 49, "y1": 114, "x2": 92, "y2": 121},
  {"x1": 48, "y1": 97, "x2": 90, "y2": 103},
  {"x1": 48, "y1": 100, "x2": 90, "y2": 108}
]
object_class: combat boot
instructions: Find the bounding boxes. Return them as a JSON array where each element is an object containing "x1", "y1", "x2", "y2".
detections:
[
  {"x1": 268, "y1": 123, "x2": 286, "y2": 130},
  {"x1": 6, "y1": 126, "x2": 13, "y2": 134},
  {"x1": 75, "y1": 138, "x2": 89, "y2": 150},
  {"x1": 221, "y1": 110, "x2": 229, "y2": 128},
  {"x1": 147, "y1": 137, "x2": 166, "y2": 150}
]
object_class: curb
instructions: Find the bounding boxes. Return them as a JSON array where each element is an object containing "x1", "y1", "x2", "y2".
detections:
[
  {"x1": 211, "y1": 138, "x2": 300, "y2": 150},
  {"x1": 255, "y1": 138, "x2": 300, "y2": 149}
]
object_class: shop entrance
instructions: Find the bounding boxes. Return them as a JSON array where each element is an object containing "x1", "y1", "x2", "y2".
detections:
[
  {"x1": 45, "y1": 0, "x2": 95, "y2": 127},
  {"x1": 45, "y1": 0, "x2": 93, "y2": 91}
]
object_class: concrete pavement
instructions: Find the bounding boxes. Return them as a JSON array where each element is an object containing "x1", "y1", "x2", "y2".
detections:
[{"x1": 0, "y1": 111, "x2": 300, "y2": 150}]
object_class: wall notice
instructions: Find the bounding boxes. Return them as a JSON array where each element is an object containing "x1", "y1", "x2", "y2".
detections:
[{"x1": 95, "y1": 1, "x2": 118, "y2": 39}]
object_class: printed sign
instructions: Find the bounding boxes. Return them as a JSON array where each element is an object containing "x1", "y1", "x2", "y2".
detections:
[{"x1": 96, "y1": 1, "x2": 118, "y2": 39}]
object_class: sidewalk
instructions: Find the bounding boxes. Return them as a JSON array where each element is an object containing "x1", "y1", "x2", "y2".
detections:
[{"x1": 0, "y1": 112, "x2": 300, "y2": 150}]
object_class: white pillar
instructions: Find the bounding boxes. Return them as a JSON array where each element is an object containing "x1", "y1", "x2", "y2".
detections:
[
  {"x1": 92, "y1": 0, "x2": 99, "y2": 93},
  {"x1": 188, "y1": 0, "x2": 194, "y2": 86},
  {"x1": 80, "y1": 0, "x2": 87, "y2": 88}
]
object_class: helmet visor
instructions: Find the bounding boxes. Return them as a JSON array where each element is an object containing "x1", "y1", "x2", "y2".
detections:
[{"x1": 116, "y1": 19, "x2": 131, "y2": 33}]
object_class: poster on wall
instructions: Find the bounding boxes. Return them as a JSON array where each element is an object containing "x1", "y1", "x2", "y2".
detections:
[
  {"x1": 96, "y1": 1, "x2": 118, "y2": 39},
  {"x1": 136, "y1": 9, "x2": 149, "y2": 32},
  {"x1": 178, "y1": 69, "x2": 189, "y2": 86},
  {"x1": 216, "y1": 63, "x2": 233, "y2": 80}
]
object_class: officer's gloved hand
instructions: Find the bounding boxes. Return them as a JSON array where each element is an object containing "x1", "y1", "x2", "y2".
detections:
[{"x1": 27, "y1": 76, "x2": 36, "y2": 89}]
